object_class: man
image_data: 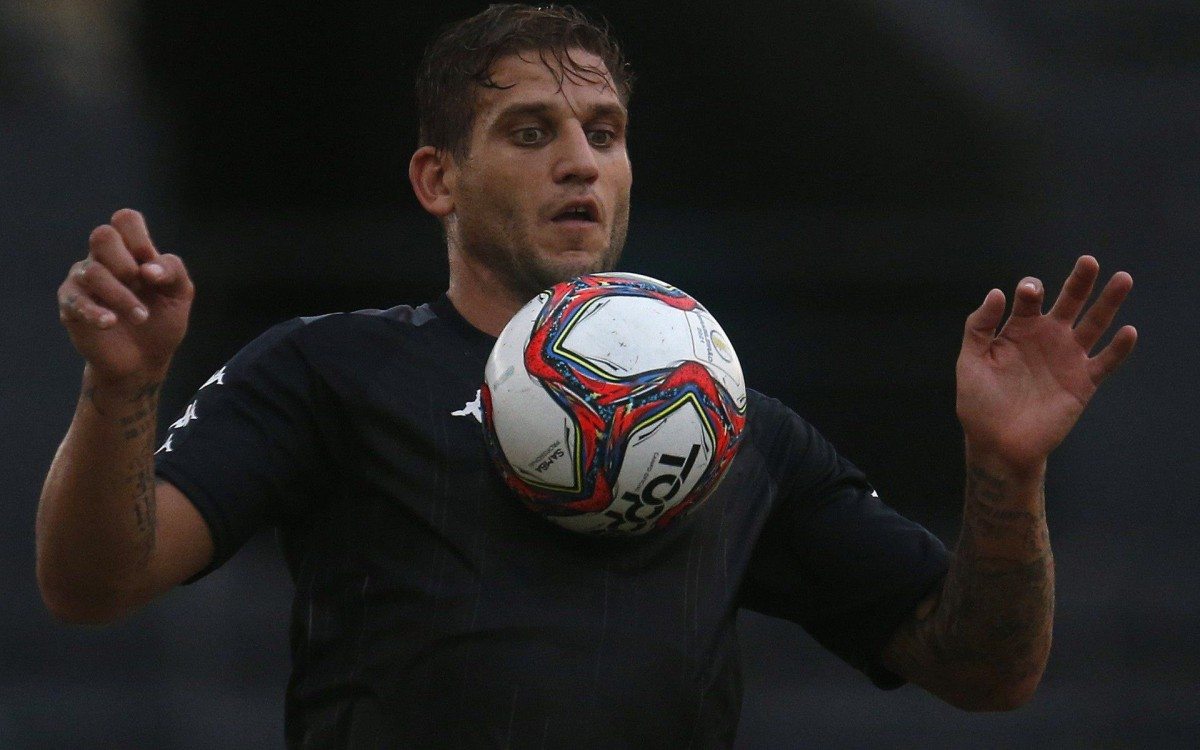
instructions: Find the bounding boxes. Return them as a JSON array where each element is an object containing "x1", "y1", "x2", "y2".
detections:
[{"x1": 39, "y1": 5, "x2": 1137, "y2": 748}]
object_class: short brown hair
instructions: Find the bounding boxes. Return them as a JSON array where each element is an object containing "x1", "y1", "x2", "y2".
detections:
[{"x1": 415, "y1": 4, "x2": 632, "y2": 160}]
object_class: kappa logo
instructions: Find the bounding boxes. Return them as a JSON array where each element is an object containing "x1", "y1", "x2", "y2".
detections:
[
  {"x1": 201, "y1": 365, "x2": 226, "y2": 390},
  {"x1": 452, "y1": 390, "x2": 483, "y2": 424},
  {"x1": 155, "y1": 433, "x2": 175, "y2": 454},
  {"x1": 171, "y1": 401, "x2": 199, "y2": 430}
]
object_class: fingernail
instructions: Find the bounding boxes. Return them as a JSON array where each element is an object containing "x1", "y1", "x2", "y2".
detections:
[
  {"x1": 99, "y1": 312, "x2": 116, "y2": 326},
  {"x1": 1023, "y1": 280, "x2": 1040, "y2": 291},
  {"x1": 144, "y1": 263, "x2": 164, "y2": 279},
  {"x1": 132, "y1": 306, "x2": 149, "y2": 323}
]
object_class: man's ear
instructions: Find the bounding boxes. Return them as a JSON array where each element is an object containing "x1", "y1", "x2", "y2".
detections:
[{"x1": 409, "y1": 145, "x2": 456, "y2": 218}]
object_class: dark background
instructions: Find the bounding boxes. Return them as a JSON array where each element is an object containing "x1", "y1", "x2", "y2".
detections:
[{"x1": 3, "y1": 0, "x2": 1197, "y2": 746}]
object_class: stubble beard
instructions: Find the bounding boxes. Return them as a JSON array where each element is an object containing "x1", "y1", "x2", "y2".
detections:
[{"x1": 455, "y1": 193, "x2": 631, "y2": 304}]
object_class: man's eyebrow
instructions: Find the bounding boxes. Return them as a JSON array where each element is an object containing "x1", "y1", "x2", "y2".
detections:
[
  {"x1": 586, "y1": 103, "x2": 628, "y2": 124},
  {"x1": 491, "y1": 101, "x2": 628, "y2": 126}
]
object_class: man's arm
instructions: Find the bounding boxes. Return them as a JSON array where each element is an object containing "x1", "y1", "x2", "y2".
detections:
[
  {"x1": 881, "y1": 457, "x2": 1053, "y2": 710},
  {"x1": 881, "y1": 256, "x2": 1136, "y2": 710},
  {"x1": 37, "y1": 209, "x2": 211, "y2": 624}
]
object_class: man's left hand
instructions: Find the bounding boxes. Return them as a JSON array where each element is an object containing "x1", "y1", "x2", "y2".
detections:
[{"x1": 955, "y1": 255, "x2": 1137, "y2": 472}]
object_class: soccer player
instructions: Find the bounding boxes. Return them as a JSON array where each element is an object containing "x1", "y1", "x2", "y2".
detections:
[{"x1": 39, "y1": 5, "x2": 1137, "y2": 747}]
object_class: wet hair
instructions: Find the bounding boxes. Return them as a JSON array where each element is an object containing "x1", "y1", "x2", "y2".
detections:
[{"x1": 415, "y1": 4, "x2": 632, "y2": 160}]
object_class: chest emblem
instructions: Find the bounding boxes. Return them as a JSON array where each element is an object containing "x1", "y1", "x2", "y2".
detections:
[{"x1": 451, "y1": 390, "x2": 483, "y2": 424}]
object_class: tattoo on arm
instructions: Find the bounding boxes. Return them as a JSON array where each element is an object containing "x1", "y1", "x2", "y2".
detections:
[
  {"x1": 885, "y1": 465, "x2": 1054, "y2": 707},
  {"x1": 128, "y1": 457, "x2": 157, "y2": 564},
  {"x1": 111, "y1": 381, "x2": 163, "y2": 564}
]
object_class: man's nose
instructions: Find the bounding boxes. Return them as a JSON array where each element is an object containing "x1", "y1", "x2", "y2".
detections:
[{"x1": 551, "y1": 124, "x2": 600, "y2": 184}]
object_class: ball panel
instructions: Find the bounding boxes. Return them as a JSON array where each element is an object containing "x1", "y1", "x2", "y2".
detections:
[
  {"x1": 556, "y1": 296, "x2": 694, "y2": 380},
  {"x1": 682, "y1": 308, "x2": 748, "y2": 413},
  {"x1": 607, "y1": 392, "x2": 716, "y2": 534},
  {"x1": 484, "y1": 292, "x2": 584, "y2": 493},
  {"x1": 493, "y1": 380, "x2": 581, "y2": 491}
]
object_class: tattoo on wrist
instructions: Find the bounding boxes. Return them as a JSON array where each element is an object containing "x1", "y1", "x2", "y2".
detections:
[
  {"x1": 85, "y1": 379, "x2": 162, "y2": 422},
  {"x1": 964, "y1": 466, "x2": 1049, "y2": 555}
]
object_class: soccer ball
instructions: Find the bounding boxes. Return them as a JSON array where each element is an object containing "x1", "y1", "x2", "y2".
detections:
[{"x1": 481, "y1": 272, "x2": 747, "y2": 536}]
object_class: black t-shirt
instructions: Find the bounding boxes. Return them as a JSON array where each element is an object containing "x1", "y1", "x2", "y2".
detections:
[{"x1": 155, "y1": 295, "x2": 949, "y2": 749}]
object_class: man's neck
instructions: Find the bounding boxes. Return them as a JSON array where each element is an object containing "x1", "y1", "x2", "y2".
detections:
[{"x1": 445, "y1": 251, "x2": 527, "y2": 338}]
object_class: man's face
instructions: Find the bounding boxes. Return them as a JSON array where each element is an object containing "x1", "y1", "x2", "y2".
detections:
[{"x1": 446, "y1": 49, "x2": 632, "y2": 302}]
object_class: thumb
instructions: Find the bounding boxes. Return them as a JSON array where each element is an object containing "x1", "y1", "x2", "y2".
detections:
[{"x1": 962, "y1": 288, "x2": 1005, "y2": 353}]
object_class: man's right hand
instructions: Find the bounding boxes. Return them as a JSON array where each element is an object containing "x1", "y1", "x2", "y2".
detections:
[
  {"x1": 57, "y1": 209, "x2": 194, "y2": 383},
  {"x1": 42, "y1": 209, "x2": 213, "y2": 624}
]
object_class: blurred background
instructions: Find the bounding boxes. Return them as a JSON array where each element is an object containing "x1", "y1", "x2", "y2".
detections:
[{"x1": 2, "y1": 0, "x2": 1197, "y2": 746}]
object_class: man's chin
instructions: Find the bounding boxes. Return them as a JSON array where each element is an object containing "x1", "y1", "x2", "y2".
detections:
[
  {"x1": 515, "y1": 254, "x2": 614, "y2": 298},
  {"x1": 540, "y1": 253, "x2": 615, "y2": 283}
]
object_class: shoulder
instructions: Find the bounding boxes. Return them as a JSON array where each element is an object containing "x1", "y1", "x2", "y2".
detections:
[
  {"x1": 310, "y1": 302, "x2": 437, "y2": 326},
  {"x1": 239, "y1": 303, "x2": 438, "y2": 357},
  {"x1": 202, "y1": 304, "x2": 435, "y2": 389},
  {"x1": 743, "y1": 390, "x2": 813, "y2": 446},
  {"x1": 294, "y1": 302, "x2": 437, "y2": 338},
  {"x1": 740, "y1": 390, "x2": 845, "y2": 484},
  {"x1": 745, "y1": 389, "x2": 789, "y2": 421}
]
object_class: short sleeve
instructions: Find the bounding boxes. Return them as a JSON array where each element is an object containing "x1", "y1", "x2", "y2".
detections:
[
  {"x1": 739, "y1": 399, "x2": 950, "y2": 688},
  {"x1": 154, "y1": 318, "x2": 328, "y2": 584}
]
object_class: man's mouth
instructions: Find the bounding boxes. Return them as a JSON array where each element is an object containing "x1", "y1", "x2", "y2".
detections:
[{"x1": 551, "y1": 200, "x2": 600, "y2": 225}]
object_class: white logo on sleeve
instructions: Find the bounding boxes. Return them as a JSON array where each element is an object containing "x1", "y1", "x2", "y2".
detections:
[
  {"x1": 171, "y1": 401, "x2": 199, "y2": 430},
  {"x1": 155, "y1": 433, "x2": 175, "y2": 454},
  {"x1": 201, "y1": 365, "x2": 226, "y2": 390},
  {"x1": 452, "y1": 390, "x2": 483, "y2": 424}
]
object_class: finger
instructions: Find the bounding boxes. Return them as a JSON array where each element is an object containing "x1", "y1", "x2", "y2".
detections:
[
  {"x1": 1008, "y1": 277, "x2": 1044, "y2": 320},
  {"x1": 1087, "y1": 325, "x2": 1137, "y2": 385},
  {"x1": 1048, "y1": 255, "x2": 1099, "y2": 323},
  {"x1": 962, "y1": 288, "x2": 1005, "y2": 352},
  {"x1": 139, "y1": 253, "x2": 194, "y2": 300},
  {"x1": 110, "y1": 208, "x2": 160, "y2": 263},
  {"x1": 56, "y1": 280, "x2": 82, "y2": 322},
  {"x1": 88, "y1": 224, "x2": 140, "y2": 283},
  {"x1": 57, "y1": 285, "x2": 117, "y2": 328},
  {"x1": 1074, "y1": 271, "x2": 1133, "y2": 352},
  {"x1": 75, "y1": 257, "x2": 150, "y2": 324}
]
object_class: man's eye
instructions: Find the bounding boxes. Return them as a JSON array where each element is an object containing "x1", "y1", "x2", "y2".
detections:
[
  {"x1": 514, "y1": 128, "x2": 547, "y2": 145},
  {"x1": 588, "y1": 130, "x2": 616, "y2": 147}
]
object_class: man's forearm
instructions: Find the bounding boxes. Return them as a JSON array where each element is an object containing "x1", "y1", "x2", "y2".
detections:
[
  {"x1": 941, "y1": 456, "x2": 1055, "y2": 698},
  {"x1": 37, "y1": 365, "x2": 166, "y2": 618},
  {"x1": 884, "y1": 453, "x2": 1055, "y2": 710}
]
